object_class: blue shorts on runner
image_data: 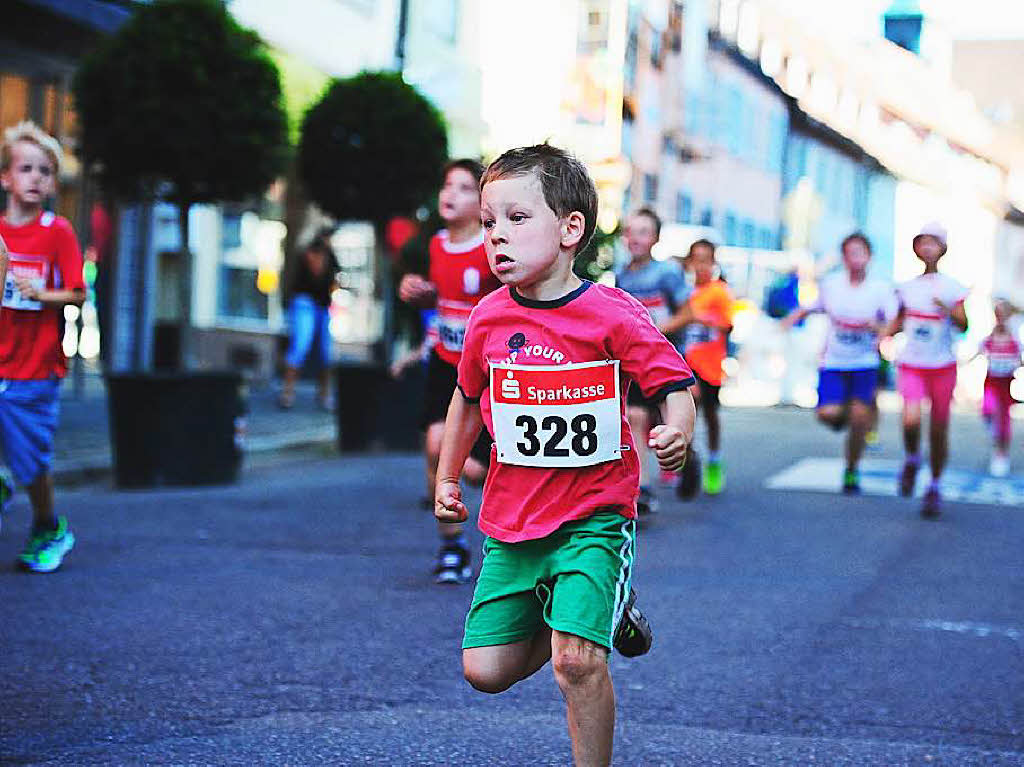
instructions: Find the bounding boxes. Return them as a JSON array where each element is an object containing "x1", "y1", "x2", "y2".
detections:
[
  {"x1": 816, "y1": 368, "x2": 876, "y2": 408},
  {"x1": 0, "y1": 378, "x2": 60, "y2": 486}
]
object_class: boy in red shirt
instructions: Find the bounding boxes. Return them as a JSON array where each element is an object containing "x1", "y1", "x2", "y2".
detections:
[
  {"x1": 0, "y1": 122, "x2": 86, "y2": 572},
  {"x1": 435, "y1": 145, "x2": 696, "y2": 766},
  {"x1": 399, "y1": 159, "x2": 502, "y2": 583}
]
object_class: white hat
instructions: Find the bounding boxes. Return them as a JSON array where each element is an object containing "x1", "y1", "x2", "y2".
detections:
[{"x1": 913, "y1": 221, "x2": 947, "y2": 252}]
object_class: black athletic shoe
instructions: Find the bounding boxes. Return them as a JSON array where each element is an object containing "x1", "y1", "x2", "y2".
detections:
[
  {"x1": 613, "y1": 588, "x2": 653, "y2": 658},
  {"x1": 920, "y1": 486, "x2": 941, "y2": 519},
  {"x1": 636, "y1": 487, "x2": 658, "y2": 515},
  {"x1": 434, "y1": 541, "x2": 472, "y2": 584},
  {"x1": 899, "y1": 459, "x2": 919, "y2": 497},
  {"x1": 675, "y1": 447, "x2": 701, "y2": 500}
]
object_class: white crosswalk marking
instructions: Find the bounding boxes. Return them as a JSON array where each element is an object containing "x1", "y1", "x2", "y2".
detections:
[{"x1": 765, "y1": 457, "x2": 1024, "y2": 507}]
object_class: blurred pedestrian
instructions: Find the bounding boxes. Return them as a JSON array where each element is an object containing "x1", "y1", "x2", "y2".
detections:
[
  {"x1": 614, "y1": 207, "x2": 695, "y2": 508},
  {"x1": 890, "y1": 222, "x2": 968, "y2": 518},
  {"x1": 968, "y1": 300, "x2": 1022, "y2": 477},
  {"x1": 397, "y1": 159, "x2": 500, "y2": 584},
  {"x1": 85, "y1": 197, "x2": 114, "y2": 365},
  {"x1": 679, "y1": 239, "x2": 735, "y2": 494},
  {"x1": 0, "y1": 121, "x2": 86, "y2": 572},
  {"x1": 782, "y1": 233, "x2": 897, "y2": 493},
  {"x1": 435, "y1": 145, "x2": 695, "y2": 765},
  {"x1": 279, "y1": 228, "x2": 339, "y2": 411}
]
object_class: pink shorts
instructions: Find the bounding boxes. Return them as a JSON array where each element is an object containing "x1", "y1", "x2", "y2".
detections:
[{"x1": 897, "y1": 364, "x2": 957, "y2": 424}]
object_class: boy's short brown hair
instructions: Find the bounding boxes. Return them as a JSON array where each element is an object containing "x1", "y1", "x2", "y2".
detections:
[
  {"x1": 840, "y1": 231, "x2": 872, "y2": 254},
  {"x1": 688, "y1": 238, "x2": 716, "y2": 259},
  {"x1": 630, "y1": 206, "x2": 662, "y2": 237},
  {"x1": 443, "y1": 158, "x2": 485, "y2": 186},
  {"x1": 1, "y1": 121, "x2": 62, "y2": 175},
  {"x1": 481, "y1": 144, "x2": 598, "y2": 254}
]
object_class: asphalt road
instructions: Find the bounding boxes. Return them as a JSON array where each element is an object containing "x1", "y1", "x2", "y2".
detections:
[{"x1": 1, "y1": 407, "x2": 1022, "y2": 766}]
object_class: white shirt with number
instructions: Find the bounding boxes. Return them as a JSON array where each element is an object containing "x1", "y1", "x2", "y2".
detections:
[{"x1": 896, "y1": 273, "x2": 969, "y2": 369}]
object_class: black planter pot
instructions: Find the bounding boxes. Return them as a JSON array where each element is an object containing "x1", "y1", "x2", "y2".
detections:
[
  {"x1": 106, "y1": 371, "x2": 246, "y2": 488},
  {"x1": 335, "y1": 362, "x2": 424, "y2": 452}
]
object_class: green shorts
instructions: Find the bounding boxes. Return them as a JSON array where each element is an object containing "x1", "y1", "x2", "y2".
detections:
[{"x1": 462, "y1": 511, "x2": 637, "y2": 651}]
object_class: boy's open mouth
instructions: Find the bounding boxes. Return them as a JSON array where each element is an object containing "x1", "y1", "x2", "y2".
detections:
[{"x1": 495, "y1": 254, "x2": 513, "y2": 264}]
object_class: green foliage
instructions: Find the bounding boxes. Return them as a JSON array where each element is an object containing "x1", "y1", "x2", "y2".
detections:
[
  {"x1": 574, "y1": 223, "x2": 621, "y2": 281},
  {"x1": 73, "y1": 0, "x2": 288, "y2": 205},
  {"x1": 298, "y1": 72, "x2": 448, "y2": 223}
]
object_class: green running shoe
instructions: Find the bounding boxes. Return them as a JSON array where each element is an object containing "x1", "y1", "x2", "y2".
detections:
[
  {"x1": 703, "y1": 460, "x2": 725, "y2": 495},
  {"x1": 18, "y1": 516, "x2": 75, "y2": 573},
  {"x1": 842, "y1": 469, "x2": 861, "y2": 495}
]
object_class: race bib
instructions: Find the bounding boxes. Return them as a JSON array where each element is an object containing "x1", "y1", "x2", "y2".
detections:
[
  {"x1": 2, "y1": 255, "x2": 45, "y2": 311},
  {"x1": 832, "y1": 326, "x2": 876, "y2": 357},
  {"x1": 904, "y1": 316, "x2": 946, "y2": 357},
  {"x1": 683, "y1": 323, "x2": 715, "y2": 350},
  {"x1": 639, "y1": 295, "x2": 670, "y2": 326},
  {"x1": 437, "y1": 300, "x2": 472, "y2": 353},
  {"x1": 490, "y1": 360, "x2": 622, "y2": 468},
  {"x1": 988, "y1": 352, "x2": 1020, "y2": 378}
]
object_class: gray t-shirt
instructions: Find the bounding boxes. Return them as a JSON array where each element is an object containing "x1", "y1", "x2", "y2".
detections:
[{"x1": 614, "y1": 258, "x2": 691, "y2": 342}]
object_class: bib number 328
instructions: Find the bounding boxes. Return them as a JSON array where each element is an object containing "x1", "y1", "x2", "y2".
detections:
[{"x1": 490, "y1": 360, "x2": 621, "y2": 468}]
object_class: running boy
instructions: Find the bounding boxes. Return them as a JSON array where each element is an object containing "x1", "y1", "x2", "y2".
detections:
[
  {"x1": 614, "y1": 207, "x2": 694, "y2": 508},
  {"x1": 973, "y1": 300, "x2": 1021, "y2": 477},
  {"x1": 435, "y1": 145, "x2": 696, "y2": 767},
  {"x1": 398, "y1": 159, "x2": 501, "y2": 583},
  {"x1": 890, "y1": 222, "x2": 968, "y2": 517},
  {"x1": 0, "y1": 121, "x2": 86, "y2": 571},
  {"x1": 680, "y1": 239, "x2": 734, "y2": 494},
  {"x1": 783, "y1": 233, "x2": 897, "y2": 493}
]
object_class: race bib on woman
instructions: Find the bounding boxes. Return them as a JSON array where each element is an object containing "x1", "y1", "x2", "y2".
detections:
[{"x1": 490, "y1": 360, "x2": 621, "y2": 468}]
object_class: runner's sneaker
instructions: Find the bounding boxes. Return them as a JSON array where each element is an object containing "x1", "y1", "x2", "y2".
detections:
[
  {"x1": 18, "y1": 516, "x2": 75, "y2": 573},
  {"x1": 703, "y1": 459, "x2": 725, "y2": 495},
  {"x1": 636, "y1": 487, "x2": 658, "y2": 515},
  {"x1": 613, "y1": 587, "x2": 653, "y2": 658},
  {"x1": 989, "y1": 453, "x2": 1010, "y2": 478},
  {"x1": 920, "y1": 486, "x2": 941, "y2": 519},
  {"x1": 434, "y1": 540, "x2": 472, "y2": 584},
  {"x1": 842, "y1": 468, "x2": 861, "y2": 495},
  {"x1": 899, "y1": 458, "x2": 919, "y2": 497},
  {"x1": 675, "y1": 447, "x2": 701, "y2": 500}
]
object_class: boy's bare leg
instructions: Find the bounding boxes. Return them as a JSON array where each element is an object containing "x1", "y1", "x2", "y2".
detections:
[
  {"x1": 929, "y1": 417, "x2": 948, "y2": 480},
  {"x1": 280, "y1": 366, "x2": 298, "y2": 406},
  {"x1": 815, "y1": 403, "x2": 846, "y2": 431},
  {"x1": 463, "y1": 627, "x2": 553, "y2": 693},
  {"x1": 902, "y1": 402, "x2": 922, "y2": 455},
  {"x1": 703, "y1": 400, "x2": 720, "y2": 453},
  {"x1": 627, "y1": 405, "x2": 652, "y2": 486},
  {"x1": 846, "y1": 400, "x2": 872, "y2": 472},
  {"x1": 551, "y1": 630, "x2": 614, "y2": 767},
  {"x1": 27, "y1": 472, "x2": 55, "y2": 530}
]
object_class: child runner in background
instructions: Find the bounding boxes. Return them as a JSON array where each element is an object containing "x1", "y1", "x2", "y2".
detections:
[
  {"x1": 436, "y1": 145, "x2": 696, "y2": 766},
  {"x1": 0, "y1": 121, "x2": 86, "y2": 571},
  {"x1": 972, "y1": 300, "x2": 1022, "y2": 477},
  {"x1": 891, "y1": 222, "x2": 968, "y2": 518},
  {"x1": 398, "y1": 159, "x2": 502, "y2": 584},
  {"x1": 783, "y1": 233, "x2": 897, "y2": 493},
  {"x1": 614, "y1": 208, "x2": 694, "y2": 509},
  {"x1": 679, "y1": 239, "x2": 734, "y2": 494}
]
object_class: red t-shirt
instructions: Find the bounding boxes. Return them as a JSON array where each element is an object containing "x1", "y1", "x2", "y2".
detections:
[
  {"x1": 458, "y1": 281, "x2": 695, "y2": 543},
  {"x1": 428, "y1": 229, "x2": 501, "y2": 366},
  {"x1": 0, "y1": 211, "x2": 85, "y2": 380}
]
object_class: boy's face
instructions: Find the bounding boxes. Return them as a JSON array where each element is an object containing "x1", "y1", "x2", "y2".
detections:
[
  {"x1": 1, "y1": 141, "x2": 55, "y2": 208},
  {"x1": 841, "y1": 238, "x2": 871, "y2": 274},
  {"x1": 624, "y1": 214, "x2": 658, "y2": 260},
  {"x1": 480, "y1": 172, "x2": 566, "y2": 288},
  {"x1": 912, "y1": 234, "x2": 944, "y2": 265},
  {"x1": 688, "y1": 244, "x2": 715, "y2": 283},
  {"x1": 438, "y1": 167, "x2": 480, "y2": 226}
]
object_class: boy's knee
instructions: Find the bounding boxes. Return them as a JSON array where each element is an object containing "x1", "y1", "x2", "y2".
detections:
[
  {"x1": 463, "y1": 664, "x2": 515, "y2": 694},
  {"x1": 552, "y1": 645, "x2": 606, "y2": 689}
]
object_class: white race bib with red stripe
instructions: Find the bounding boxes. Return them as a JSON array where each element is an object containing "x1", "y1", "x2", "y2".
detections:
[
  {"x1": 437, "y1": 299, "x2": 472, "y2": 353},
  {"x1": 903, "y1": 311, "x2": 950, "y2": 363},
  {"x1": 2, "y1": 255, "x2": 45, "y2": 311},
  {"x1": 490, "y1": 360, "x2": 621, "y2": 468}
]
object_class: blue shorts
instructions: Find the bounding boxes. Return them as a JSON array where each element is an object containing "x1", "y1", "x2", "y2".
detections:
[
  {"x1": 0, "y1": 378, "x2": 60, "y2": 486},
  {"x1": 816, "y1": 368, "x2": 877, "y2": 408}
]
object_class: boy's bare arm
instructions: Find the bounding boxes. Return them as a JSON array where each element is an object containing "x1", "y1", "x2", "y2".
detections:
[
  {"x1": 651, "y1": 388, "x2": 696, "y2": 472},
  {"x1": 14, "y1": 276, "x2": 85, "y2": 308},
  {"x1": 435, "y1": 389, "x2": 485, "y2": 523},
  {"x1": 658, "y1": 300, "x2": 694, "y2": 336}
]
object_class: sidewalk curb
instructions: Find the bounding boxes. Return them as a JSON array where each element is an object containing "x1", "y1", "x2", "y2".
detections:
[{"x1": 52, "y1": 426, "x2": 337, "y2": 488}]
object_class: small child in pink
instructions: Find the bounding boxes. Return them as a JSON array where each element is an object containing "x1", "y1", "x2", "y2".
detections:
[
  {"x1": 976, "y1": 300, "x2": 1022, "y2": 477},
  {"x1": 892, "y1": 222, "x2": 968, "y2": 518}
]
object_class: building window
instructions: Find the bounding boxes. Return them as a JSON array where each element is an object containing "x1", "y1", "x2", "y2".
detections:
[
  {"x1": 742, "y1": 219, "x2": 756, "y2": 247},
  {"x1": 676, "y1": 192, "x2": 692, "y2": 224},
  {"x1": 643, "y1": 173, "x2": 658, "y2": 204},
  {"x1": 724, "y1": 212, "x2": 737, "y2": 245},
  {"x1": 759, "y1": 227, "x2": 776, "y2": 249},
  {"x1": 700, "y1": 207, "x2": 714, "y2": 228}
]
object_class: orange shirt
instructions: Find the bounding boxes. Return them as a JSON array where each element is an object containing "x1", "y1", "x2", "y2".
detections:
[{"x1": 681, "y1": 280, "x2": 734, "y2": 386}]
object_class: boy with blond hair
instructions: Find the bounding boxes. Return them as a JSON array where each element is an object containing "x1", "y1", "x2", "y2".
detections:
[
  {"x1": 435, "y1": 145, "x2": 696, "y2": 766},
  {"x1": 0, "y1": 121, "x2": 86, "y2": 571}
]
